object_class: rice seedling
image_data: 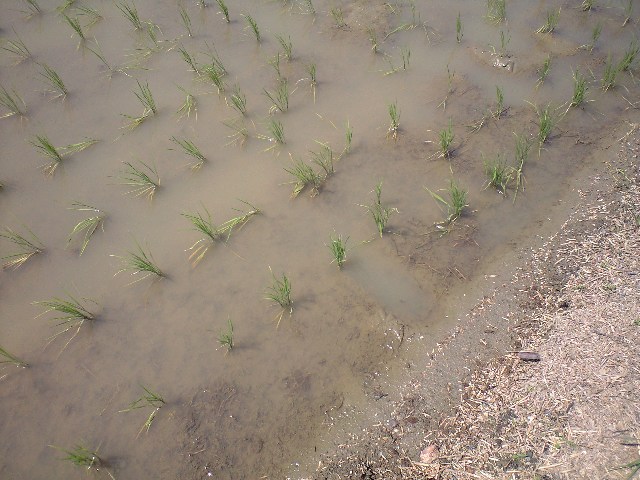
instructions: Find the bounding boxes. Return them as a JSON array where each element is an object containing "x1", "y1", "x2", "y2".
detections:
[
  {"x1": 581, "y1": 0, "x2": 594, "y2": 11},
  {"x1": 202, "y1": 64, "x2": 225, "y2": 94},
  {"x1": 0, "y1": 84, "x2": 26, "y2": 118},
  {"x1": 120, "y1": 385, "x2": 166, "y2": 436},
  {"x1": 117, "y1": 161, "x2": 160, "y2": 199},
  {"x1": 618, "y1": 40, "x2": 639, "y2": 72},
  {"x1": 86, "y1": 40, "x2": 118, "y2": 76},
  {"x1": 264, "y1": 80, "x2": 289, "y2": 113},
  {"x1": 222, "y1": 117, "x2": 249, "y2": 147},
  {"x1": 602, "y1": 54, "x2": 620, "y2": 91},
  {"x1": 536, "y1": 55, "x2": 552, "y2": 88},
  {"x1": 227, "y1": 84, "x2": 247, "y2": 115},
  {"x1": 0, "y1": 345, "x2": 28, "y2": 368},
  {"x1": 63, "y1": 14, "x2": 86, "y2": 41},
  {"x1": 401, "y1": 47, "x2": 411, "y2": 70},
  {"x1": 113, "y1": 241, "x2": 165, "y2": 284},
  {"x1": 569, "y1": 68, "x2": 588, "y2": 108},
  {"x1": 176, "y1": 86, "x2": 197, "y2": 120},
  {"x1": 218, "y1": 201, "x2": 261, "y2": 238},
  {"x1": 117, "y1": 0, "x2": 143, "y2": 30},
  {"x1": 300, "y1": 0, "x2": 315, "y2": 15},
  {"x1": 344, "y1": 121, "x2": 353, "y2": 155},
  {"x1": 330, "y1": 7, "x2": 347, "y2": 28},
  {"x1": 39, "y1": 64, "x2": 68, "y2": 99},
  {"x1": 75, "y1": 5, "x2": 102, "y2": 26},
  {"x1": 367, "y1": 27, "x2": 379, "y2": 53},
  {"x1": 35, "y1": 295, "x2": 96, "y2": 349},
  {"x1": 276, "y1": 34, "x2": 293, "y2": 61},
  {"x1": 0, "y1": 226, "x2": 44, "y2": 270},
  {"x1": 242, "y1": 14, "x2": 261, "y2": 43},
  {"x1": 67, "y1": 202, "x2": 105, "y2": 255},
  {"x1": 214, "y1": 0, "x2": 230, "y2": 22},
  {"x1": 361, "y1": 181, "x2": 398, "y2": 237},
  {"x1": 387, "y1": 101, "x2": 400, "y2": 140},
  {"x1": 178, "y1": 4, "x2": 193, "y2": 36},
  {"x1": 134, "y1": 80, "x2": 157, "y2": 115},
  {"x1": 265, "y1": 118, "x2": 285, "y2": 147},
  {"x1": 285, "y1": 157, "x2": 322, "y2": 197},
  {"x1": 50, "y1": 444, "x2": 113, "y2": 477},
  {"x1": 582, "y1": 22, "x2": 602, "y2": 53},
  {"x1": 622, "y1": 0, "x2": 632, "y2": 27},
  {"x1": 218, "y1": 318, "x2": 234, "y2": 352},
  {"x1": 30, "y1": 136, "x2": 98, "y2": 175},
  {"x1": 483, "y1": 153, "x2": 511, "y2": 194},
  {"x1": 456, "y1": 12, "x2": 463, "y2": 43},
  {"x1": 513, "y1": 131, "x2": 532, "y2": 201},
  {"x1": 493, "y1": 85, "x2": 505, "y2": 118},
  {"x1": 170, "y1": 137, "x2": 206, "y2": 171},
  {"x1": 56, "y1": 0, "x2": 75, "y2": 14},
  {"x1": 531, "y1": 102, "x2": 558, "y2": 148},
  {"x1": 21, "y1": 0, "x2": 41, "y2": 17},
  {"x1": 310, "y1": 141, "x2": 334, "y2": 176},
  {"x1": 536, "y1": 8, "x2": 561, "y2": 34},
  {"x1": 177, "y1": 45, "x2": 200, "y2": 74},
  {"x1": 439, "y1": 119, "x2": 455, "y2": 158},
  {"x1": 2, "y1": 31, "x2": 33, "y2": 63},
  {"x1": 328, "y1": 233, "x2": 348, "y2": 269},
  {"x1": 486, "y1": 0, "x2": 506, "y2": 24},
  {"x1": 425, "y1": 179, "x2": 468, "y2": 227},
  {"x1": 306, "y1": 63, "x2": 317, "y2": 102},
  {"x1": 265, "y1": 268, "x2": 292, "y2": 312}
]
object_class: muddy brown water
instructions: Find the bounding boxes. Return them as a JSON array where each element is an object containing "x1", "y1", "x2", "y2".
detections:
[{"x1": 0, "y1": 0, "x2": 638, "y2": 478}]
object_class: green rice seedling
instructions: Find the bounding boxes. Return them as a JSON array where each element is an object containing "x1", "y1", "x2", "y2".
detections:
[
  {"x1": 344, "y1": 121, "x2": 352, "y2": 154},
  {"x1": 330, "y1": 7, "x2": 346, "y2": 28},
  {"x1": 178, "y1": 4, "x2": 193, "y2": 37},
  {"x1": 269, "y1": 52, "x2": 283, "y2": 80},
  {"x1": 264, "y1": 80, "x2": 289, "y2": 114},
  {"x1": 86, "y1": 39, "x2": 118, "y2": 76},
  {"x1": 361, "y1": 181, "x2": 398, "y2": 237},
  {"x1": 134, "y1": 80, "x2": 157, "y2": 115},
  {"x1": 367, "y1": 27, "x2": 379, "y2": 53},
  {"x1": 265, "y1": 268, "x2": 292, "y2": 311},
  {"x1": 0, "y1": 345, "x2": 28, "y2": 368},
  {"x1": 300, "y1": 0, "x2": 315, "y2": 15},
  {"x1": 536, "y1": 8, "x2": 560, "y2": 34},
  {"x1": 618, "y1": 40, "x2": 639, "y2": 71},
  {"x1": 456, "y1": 12, "x2": 463, "y2": 43},
  {"x1": 182, "y1": 207, "x2": 222, "y2": 265},
  {"x1": 401, "y1": 46, "x2": 410, "y2": 70},
  {"x1": 306, "y1": 63, "x2": 317, "y2": 102},
  {"x1": 328, "y1": 233, "x2": 348, "y2": 269},
  {"x1": 170, "y1": 136, "x2": 206, "y2": 171},
  {"x1": 276, "y1": 34, "x2": 293, "y2": 61},
  {"x1": 215, "y1": 0, "x2": 230, "y2": 22},
  {"x1": 425, "y1": 179, "x2": 468, "y2": 227},
  {"x1": 569, "y1": 68, "x2": 588, "y2": 108},
  {"x1": 35, "y1": 295, "x2": 96, "y2": 348},
  {"x1": 536, "y1": 55, "x2": 552, "y2": 88},
  {"x1": 120, "y1": 385, "x2": 166, "y2": 436},
  {"x1": 486, "y1": 0, "x2": 506, "y2": 24},
  {"x1": 75, "y1": 5, "x2": 102, "y2": 27},
  {"x1": 581, "y1": 0, "x2": 594, "y2": 11},
  {"x1": 310, "y1": 141, "x2": 334, "y2": 177},
  {"x1": 602, "y1": 54, "x2": 620, "y2": 91},
  {"x1": 21, "y1": 0, "x2": 41, "y2": 17},
  {"x1": 528, "y1": 102, "x2": 558, "y2": 148},
  {"x1": 50, "y1": 444, "x2": 111, "y2": 475},
  {"x1": 218, "y1": 318, "x2": 234, "y2": 352},
  {"x1": 583, "y1": 22, "x2": 602, "y2": 53},
  {"x1": 493, "y1": 86, "x2": 505, "y2": 118},
  {"x1": 0, "y1": 226, "x2": 44, "y2": 270},
  {"x1": 227, "y1": 84, "x2": 247, "y2": 115},
  {"x1": 513, "y1": 131, "x2": 531, "y2": 201},
  {"x1": 285, "y1": 157, "x2": 322, "y2": 197},
  {"x1": 117, "y1": 0, "x2": 143, "y2": 30},
  {"x1": 222, "y1": 117, "x2": 249, "y2": 147},
  {"x1": 39, "y1": 64, "x2": 68, "y2": 99},
  {"x1": 177, "y1": 45, "x2": 199, "y2": 74},
  {"x1": 113, "y1": 241, "x2": 165, "y2": 283},
  {"x1": 483, "y1": 153, "x2": 511, "y2": 194},
  {"x1": 439, "y1": 119, "x2": 455, "y2": 158},
  {"x1": 623, "y1": 0, "x2": 632, "y2": 27},
  {"x1": 117, "y1": 161, "x2": 160, "y2": 199},
  {"x1": 387, "y1": 101, "x2": 400, "y2": 140},
  {"x1": 56, "y1": 0, "x2": 75, "y2": 13},
  {"x1": 177, "y1": 86, "x2": 197, "y2": 120},
  {"x1": 266, "y1": 118, "x2": 285, "y2": 145},
  {"x1": 67, "y1": 202, "x2": 105, "y2": 255},
  {"x1": 2, "y1": 31, "x2": 32, "y2": 63},
  {"x1": 218, "y1": 200, "x2": 261, "y2": 238},
  {"x1": 243, "y1": 14, "x2": 261, "y2": 43},
  {"x1": 30, "y1": 135, "x2": 63, "y2": 175},
  {"x1": 63, "y1": 14, "x2": 86, "y2": 41},
  {"x1": 0, "y1": 84, "x2": 26, "y2": 118},
  {"x1": 202, "y1": 64, "x2": 225, "y2": 94}
]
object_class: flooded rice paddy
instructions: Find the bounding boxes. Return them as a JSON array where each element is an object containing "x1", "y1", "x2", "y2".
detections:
[{"x1": 1, "y1": 0, "x2": 639, "y2": 478}]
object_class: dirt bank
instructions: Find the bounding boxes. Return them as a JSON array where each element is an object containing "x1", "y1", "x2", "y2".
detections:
[{"x1": 307, "y1": 128, "x2": 640, "y2": 479}]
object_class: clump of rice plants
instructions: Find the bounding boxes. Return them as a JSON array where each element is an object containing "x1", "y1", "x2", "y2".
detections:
[
  {"x1": 581, "y1": 0, "x2": 594, "y2": 11},
  {"x1": 285, "y1": 157, "x2": 323, "y2": 197},
  {"x1": 116, "y1": 0, "x2": 144, "y2": 30},
  {"x1": 262, "y1": 118, "x2": 285, "y2": 149},
  {"x1": 222, "y1": 117, "x2": 249, "y2": 147},
  {"x1": 361, "y1": 181, "x2": 398, "y2": 237},
  {"x1": 276, "y1": 34, "x2": 293, "y2": 61},
  {"x1": 20, "y1": 0, "x2": 41, "y2": 18},
  {"x1": 75, "y1": 5, "x2": 102, "y2": 27},
  {"x1": 387, "y1": 101, "x2": 400, "y2": 140},
  {"x1": 536, "y1": 55, "x2": 552, "y2": 88},
  {"x1": 265, "y1": 267, "x2": 293, "y2": 325},
  {"x1": 120, "y1": 385, "x2": 166, "y2": 436},
  {"x1": 300, "y1": 0, "x2": 315, "y2": 15},
  {"x1": 242, "y1": 14, "x2": 261, "y2": 43},
  {"x1": 218, "y1": 318, "x2": 234, "y2": 352},
  {"x1": 66, "y1": 202, "x2": 105, "y2": 255},
  {"x1": 439, "y1": 119, "x2": 455, "y2": 158},
  {"x1": 305, "y1": 63, "x2": 317, "y2": 102},
  {"x1": 310, "y1": 141, "x2": 334, "y2": 177},
  {"x1": 582, "y1": 22, "x2": 602, "y2": 53},
  {"x1": 569, "y1": 68, "x2": 588, "y2": 109},
  {"x1": 330, "y1": 7, "x2": 347, "y2": 28},
  {"x1": 425, "y1": 179, "x2": 468, "y2": 228},
  {"x1": 56, "y1": 0, "x2": 76, "y2": 14},
  {"x1": 601, "y1": 54, "x2": 620, "y2": 91},
  {"x1": 528, "y1": 102, "x2": 559, "y2": 149},
  {"x1": 618, "y1": 40, "x2": 639, "y2": 72},
  {"x1": 483, "y1": 153, "x2": 511, "y2": 194},
  {"x1": 170, "y1": 137, "x2": 207, "y2": 171},
  {"x1": 486, "y1": 0, "x2": 506, "y2": 24},
  {"x1": 328, "y1": 233, "x2": 348, "y2": 269},
  {"x1": 0, "y1": 84, "x2": 26, "y2": 118},
  {"x1": 0, "y1": 226, "x2": 44, "y2": 270},
  {"x1": 39, "y1": 64, "x2": 68, "y2": 99},
  {"x1": 50, "y1": 444, "x2": 113, "y2": 478},
  {"x1": 214, "y1": 0, "x2": 230, "y2": 22},
  {"x1": 112, "y1": 241, "x2": 165, "y2": 284},
  {"x1": 493, "y1": 86, "x2": 505, "y2": 118},
  {"x1": 202, "y1": 63, "x2": 226, "y2": 94},
  {"x1": 622, "y1": 0, "x2": 633, "y2": 27},
  {"x1": 227, "y1": 84, "x2": 247, "y2": 115},
  {"x1": 264, "y1": 80, "x2": 289, "y2": 113},
  {"x1": 2, "y1": 30, "x2": 32, "y2": 63},
  {"x1": 63, "y1": 14, "x2": 86, "y2": 41},
  {"x1": 344, "y1": 121, "x2": 353, "y2": 155},
  {"x1": 117, "y1": 161, "x2": 160, "y2": 199},
  {"x1": 30, "y1": 135, "x2": 98, "y2": 175},
  {"x1": 35, "y1": 294, "x2": 96, "y2": 345},
  {"x1": 177, "y1": 45, "x2": 200, "y2": 74},
  {"x1": 513, "y1": 131, "x2": 532, "y2": 201},
  {"x1": 536, "y1": 8, "x2": 561, "y2": 34},
  {"x1": 456, "y1": 12, "x2": 463, "y2": 43},
  {"x1": 176, "y1": 86, "x2": 197, "y2": 120},
  {"x1": 178, "y1": 4, "x2": 193, "y2": 37},
  {"x1": 0, "y1": 345, "x2": 29, "y2": 368},
  {"x1": 122, "y1": 80, "x2": 157, "y2": 129},
  {"x1": 367, "y1": 27, "x2": 379, "y2": 53}
]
